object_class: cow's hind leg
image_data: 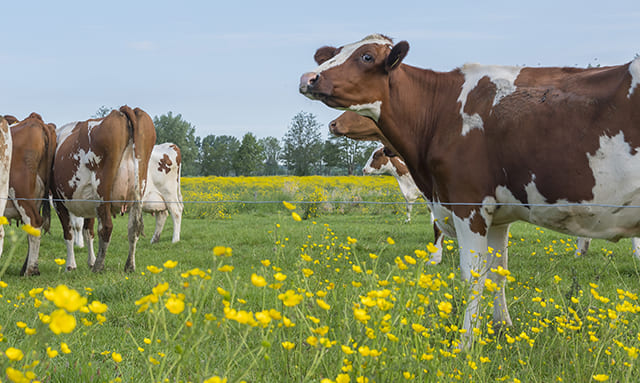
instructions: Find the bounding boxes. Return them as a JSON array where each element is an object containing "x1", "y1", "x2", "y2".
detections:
[
  {"x1": 151, "y1": 210, "x2": 168, "y2": 244},
  {"x1": 21, "y1": 233, "x2": 41, "y2": 276},
  {"x1": 84, "y1": 218, "x2": 96, "y2": 267},
  {"x1": 91, "y1": 207, "x2": 113, "y2": 273},
  {"x1": 486, "y1": 224, "x2": 513, "y2": 330},
  {"x1": 125, "y1": 201, "x2": 143, "y2": 272},
  {"x1": 575, "y1": 237, "x2": 591, "y2": 257},
  {"x1": 169, "y1": 201, "x2": 183, "y2": 243}
]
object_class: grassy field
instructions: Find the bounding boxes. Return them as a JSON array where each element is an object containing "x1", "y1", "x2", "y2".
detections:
[{"x1": 1, "y1": 176, "x2": 639, "y2": 382}]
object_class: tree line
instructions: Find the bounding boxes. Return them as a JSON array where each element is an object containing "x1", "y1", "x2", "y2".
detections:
[{"x1": 96, "y1": 107, "x2": 378, "y2": 177}]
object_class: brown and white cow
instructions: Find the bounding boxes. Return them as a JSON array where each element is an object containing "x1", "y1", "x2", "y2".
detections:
[
  {"x1": 363, "y1": 144, "x2": 444, "y2": 263},
  {"x1": 0, "y1": 113, "x2": 56, "y2": 276},
  {"x1": 51, "y1": 105, "x2": 156, "y2": 272},
  {"x1": 300, "y1": 34, "x2": 640, "y2": 344},
  {"x1": 71, "y1": 142, "x2": 183, "y2": 246},
  {"x1": 0, "y1": 117, "x2": 12, "y2": 258}
]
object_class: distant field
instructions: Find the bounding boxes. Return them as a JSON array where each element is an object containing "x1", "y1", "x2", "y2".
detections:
[{"x1": 0, "y1": 176, "x2": 639, "y2": 382}]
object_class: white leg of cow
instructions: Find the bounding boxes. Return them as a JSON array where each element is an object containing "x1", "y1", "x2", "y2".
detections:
[
  {"x1": 575, "y1": 237, "x2": 591, "y2": 257},
  {"x1": 65, "y1": 239, "x2": 77, "y2": 271},
  {"x1": 92, "y1": 216, "x2": 112, "y2": 273},
  {"x1": 124, "y1": 202, "x2": 143, "y2": 272},
  {"x1": 632, "y1": 238, "x2": 640, "y2": 261},
  {"x1": 428, "y1": 212, "x2": 444, "y2": 264},
  {"x1": 84, "y1": 228, "x2": 95, "y2": 268},
  {"x1": 22, "y1": 232, "x2": 41, "y2": 276},
  {"x1": 168, "y1": 202, "x2": 182, "y2": 243},
  {"x1": 404, "y1": 201, "x2": 412, "y2": 223},
  {"x1": 453, "y1": 213, "x2": 494, "y2": 348},
  {"x1": 151, "y1": 210, "x2": 168, "y2": 244},
  {"x1": 72, "y1": 216, "x2": 84, "y2": 248},
  {"x1": 485, "y1": 224, "x2": 513, "y2": 329}
]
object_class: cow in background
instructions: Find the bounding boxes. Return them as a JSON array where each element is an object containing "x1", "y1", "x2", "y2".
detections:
[
  {"x1": 300, "y1": 33, "x2": 640, "y2": 345},
  {"x1": 363, "y1": 144, "x2": 444, "y2": 263},
  {"x1": 0, "y1": 117, "x2": 12, "y2": 260},
  {"x1": 51, "y1": 105, "x2": 156, "y2": 272},
  {"x1": 71, "y1": 142, "x2": 183, "y2": 246},
  {"x1": 0, "y1": 113, "x2": 56, "y2": 276}
]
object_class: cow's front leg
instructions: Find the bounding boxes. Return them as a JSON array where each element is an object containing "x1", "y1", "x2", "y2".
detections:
[
  {"x1": 54, "y1": 201, "x2": 78, "y2": 271},
  {"x1": 92, "y1": 206, "x2": 113, "y2": 273},
  {"x1": 151, "y1": 210, "x2": 168, "y2": 244},
  {"x1": 485, "y1": 224, "x2": 513, "y2": 330},
  {"x1": 84, "y1": 218, "x2": 96, "y2": 267}
]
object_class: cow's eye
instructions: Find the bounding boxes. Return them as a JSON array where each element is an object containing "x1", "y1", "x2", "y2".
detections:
[{"x1": 361, "y1": 53, "x2": 374, "y2": 63}]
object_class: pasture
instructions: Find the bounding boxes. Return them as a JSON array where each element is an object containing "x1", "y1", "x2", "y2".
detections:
[{"x1": 0, "y1": 176, "x2": 639, "y2": 382}]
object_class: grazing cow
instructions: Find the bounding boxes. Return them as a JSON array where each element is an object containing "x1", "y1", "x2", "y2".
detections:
[
  {"x1": 0, "y1": 113, "x2": 56, "y2": 276},
  {"x1": 51, "y1": 105, "x2": 156, "y2": 272},
  {"x1": 0, "y1": 117, "x2": 12, "y2": 258},
  {"x1": 363, "y1": 144, "x2": 444, "y2": 263},
  {"x1": 71, "y1": 143, "x2": 184, "y2": 245},
  {"x1": 300, "y1": 34, "x2": 640, "y2": 345}
]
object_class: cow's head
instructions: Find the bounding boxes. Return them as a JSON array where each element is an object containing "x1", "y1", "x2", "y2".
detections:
[
  {"x1": 363, "y1": 145, "x2": 391, "y2": 175},
  {"x1": 329, "y1": 111, "x2": 383, "y2": 141},
  {"x1": 300, "y1": 34, "x2": 409, "y2": 121}
]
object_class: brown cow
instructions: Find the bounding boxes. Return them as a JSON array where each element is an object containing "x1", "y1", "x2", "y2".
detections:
[
  {"x1": 0, "y1": 113, "x2": 56, "y2": 276},
  {"x1": 300, "y1": 34, "x2": 640, "y2": 345},
  {"x1": 51, "y1": 105, "x2": 156, "y2": 272}
]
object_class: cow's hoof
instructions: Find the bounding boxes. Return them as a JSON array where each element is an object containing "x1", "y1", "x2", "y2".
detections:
[
  {"x1": 66, "y1": 266, "x2": 77, "y2": 272},
  {"x1": 21, "y1": 267, "x2": 40, "y2": 277},
  {"x1": 91, "y1": 264, "x2": 104, "y2": 273},
  {"x1": 124, "y1": 263, "x2": 135, "y2": 273},
  {"x1": 150, "y1": 237, "x2": 159, "y2": 244}
]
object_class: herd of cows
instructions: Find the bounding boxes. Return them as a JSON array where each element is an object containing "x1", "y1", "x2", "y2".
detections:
[
  {"x1": 299, "y1": 33, "x2": 640, "y2": 345},
  {"x1": 0, "y1": 107, "x2": 183, "y2": 277}
]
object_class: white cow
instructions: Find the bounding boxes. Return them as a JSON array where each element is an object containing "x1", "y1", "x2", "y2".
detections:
[
  {"x1": 71, "y1": 143, "x2": 183, "y2": 245},
  {"x1": 363, "y1": 144, "x2": 445, "y2": 263}
]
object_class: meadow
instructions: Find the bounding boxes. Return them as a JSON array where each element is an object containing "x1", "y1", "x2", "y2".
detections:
[{"x1": 0, "y1": 176, "x2": 639, "y2": 383}]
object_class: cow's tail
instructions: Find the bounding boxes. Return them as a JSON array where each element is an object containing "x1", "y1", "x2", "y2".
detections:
[
  {"x1": 119, "y1": 105, "x2": 156, "y2": 237},
  {"x1": 40, "y1": 123, "x2": 57, "y2": 234}
]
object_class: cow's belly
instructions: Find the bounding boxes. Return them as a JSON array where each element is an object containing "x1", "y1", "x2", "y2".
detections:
[
  {"x1": 142, "y1": 190, "x2": 167, "y2": 213},
  {"x1": 66, "y1": 181, "x2": 101, "y2": 218}
]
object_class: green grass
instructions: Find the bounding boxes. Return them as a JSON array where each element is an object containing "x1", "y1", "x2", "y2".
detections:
[{"x1": 1, "y1": 207, "x2": 639, "y2": 382}]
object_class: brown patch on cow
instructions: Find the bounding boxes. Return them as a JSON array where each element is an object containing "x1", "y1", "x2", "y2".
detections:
[
  {"x1": 389, "y1": 156, "x2": 409, "y2": 177},
  {"x1": 3, "y1": 115, "x2": 19, "y2": 125},
  {"x1": 157, "y1": 154, "x2": 173, "y2": 174}
]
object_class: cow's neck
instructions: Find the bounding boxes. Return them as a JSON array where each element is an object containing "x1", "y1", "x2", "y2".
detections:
[{"x1": 378, "y1": 64, "x2": 464, "y2": 201}]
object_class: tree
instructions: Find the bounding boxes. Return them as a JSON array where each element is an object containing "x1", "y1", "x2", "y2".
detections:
[
  {"x1": 324, "y1": 136, "x2": 379, "y2": 175},
  {"x1": 282, "y1": 112, "x2": 323, "y2": 176},
  {"x1": 200, "y1": 134, "x2": 240, "y2": 176},
  {"x1": 259, "y1": 136, "x2": 281, "y2": 175},
  {"x1": 153, "y1": 112, "x2": 200, "y2": 176},
  {"x1": 233, "y1": 133, "x2": 264, "y2": 176},
  {"x1": 93, "y1": 105, "x2": 112, "y2": 118}
]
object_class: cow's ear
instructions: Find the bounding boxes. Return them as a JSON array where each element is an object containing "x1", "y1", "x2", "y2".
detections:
[
  {"x1": 314, "y1": 46, "x2": 338, "y2": 65},
  {"x1": 385, "y1": 41, "x2": 409, "y2": 72}
]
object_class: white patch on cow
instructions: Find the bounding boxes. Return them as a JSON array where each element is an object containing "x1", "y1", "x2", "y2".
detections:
[
  {"x1": 313, "y1": 34, "x2": 393, "y2": 75},
  {"x1": 347, "y1": 101, "x2": 382, "y2": 122},
  {"x1": 628, "y1": 57, "x2": 640, "y2": 98},
  {"x1": 491, "y1": 132, "x2": 640, "y2": 240},
  {"x1": 56, "y1": 122, "x2": 79, "y2": 150},
  {"x1": 64, "y1": 149, "x2": 103, "y2": 217},
  {"x1": 458, "y1": 63, "x2": 522, "y2": 135}
]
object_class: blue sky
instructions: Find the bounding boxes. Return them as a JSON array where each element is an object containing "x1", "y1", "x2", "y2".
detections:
[{"x1": 2, "y1": 1, "x2": 639, "y2": 140}]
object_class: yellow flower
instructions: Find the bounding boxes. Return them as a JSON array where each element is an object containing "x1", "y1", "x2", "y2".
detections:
[
  {"x1": 46, "y1": 347, "x2": 59, "y2": 358},
  {"x1": 203, "y1": 376, "x2": 228, "y2": 383},
  {"x1": 6, "y1": 367, "x2": 27, "y2": 383},
  {"x1": 306, "y1": 336, "x2": 319, "y2": 347},
  {"x1": 49, "y1": 309, "x2": 77, "y2": 334},
  {"x1": 152, "y1": 282, "x2": 169, "y2": 296},
  {"x1": 336, "y1": 374, "x2": 351, "y2": 383},
  {"x1": 218, "y1": 265, "x2": 234, "y2": 272},
  {"x1": 163, "y1": 260, "x2": 178, "y2": 269},
  {"x1": 112, "y1": 352, "x2": 123, "y2": 363},
  {"x1": 274, "y1": 272, "x2": 287, "y2": 281},
  {"x1": 146, "y1": 265, "x2": 163, "y2": 274},
  {"x1": 44, "y1": 285, "x2": 87, "y2": 312},
  {"x1": 386, "y1": 237, "x2": 395, "y2": 245},
  {"x1": 88, "y1": 300, "x2": 108, "y2": 314},
  {"x1": 5, "y1": 347, "x2": 24, "y2": 361},
  {"x1": 251, "y1": 273, "x2": 268, "y2": 287},
  {"x1": 165, "y1": 296, "x2": 185, "y2": 314},
  {"x1": 21, "y1": 223, "x2": 41, "y2": 237},
  {"x1": 438, "y1": 301, "x2": 453, "y2": 316},
  {"x1": 282, "y1": 201, "x2": 296, "y2": 210},
  {"x1": 213, "y1": 246, "x2": 232, "y2": 257},
  {"x1": 341, "y1": 345, "x2": 355, "y2": 355},
  {"x1": 592, "y1": 374, "x2": 609, "y2": 382},
  {"x1": 291, "y1": 212, "x2": 302, "y2": 221},
  {"x1": 316, "y1": 299, "x2": 331, "y2": 310},
  {"x1": 278, "y1": 290, "x2": 303, "y2": 307},
  {"x1": 0, "y1": 216, "x2": 8, "y2": 225},
  {"x1": 281, "y1": 341, "x2": 295, "y2": 350},
  {"x1": 426, "y1": 242, "x2": 439, "y2": 253},
  {"x1": 302, "y1": 268, "x2": 314, "y2": 277},
  {"x1": 54, "y1": 258, "x2": 66, "y2": 266}
]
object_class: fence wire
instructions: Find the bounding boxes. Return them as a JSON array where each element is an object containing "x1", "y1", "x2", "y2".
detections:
[{"x1": 5, "y1": 197, "x2": 640, "y2": 209}]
